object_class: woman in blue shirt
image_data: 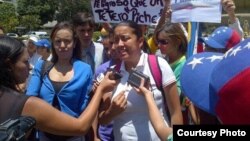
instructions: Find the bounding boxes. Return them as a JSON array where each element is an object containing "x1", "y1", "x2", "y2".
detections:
[{"x1": 26, "y1": 21, "x2": 93, "y2": 141}]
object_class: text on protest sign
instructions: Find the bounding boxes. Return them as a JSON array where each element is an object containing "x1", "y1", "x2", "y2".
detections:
[{"x1": 91, "y1": 0, "x2": 165, "y2": 25}]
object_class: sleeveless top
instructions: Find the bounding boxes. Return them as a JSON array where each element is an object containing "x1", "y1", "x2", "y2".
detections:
[{"x1": 0, "y1": 86, "x2": 29, "y2": 123}]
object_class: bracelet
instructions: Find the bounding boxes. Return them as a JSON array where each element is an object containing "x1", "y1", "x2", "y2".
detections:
[{"x1": 167, "y1": 133, "x2": 173, "y2": 141}]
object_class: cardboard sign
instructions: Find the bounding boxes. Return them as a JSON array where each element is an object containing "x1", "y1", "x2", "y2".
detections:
[
  {"x1": 91, "y1": 0, "x2": 165, "y2": 25},
  {"x1": 171, "y1": 0, "x2": 222, "y2": 23}
]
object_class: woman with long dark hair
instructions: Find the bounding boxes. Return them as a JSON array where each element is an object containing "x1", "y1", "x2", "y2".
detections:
[{"x1": 0, "y1": 35, "x2": 118, "y2": 140}]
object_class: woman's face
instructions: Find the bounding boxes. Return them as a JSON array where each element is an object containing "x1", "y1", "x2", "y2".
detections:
[
  {"x1": 10, "y1": 48, "x2": 31, "y2": 84},
  {"x1": 157, "y1": 31, "x2": 177, "y2": 56},
  {"x1": 53, "y1": 28, "x2": 74, "y2": 60},
  {"x1": 113, "y1": 25, "x2": 143, "y2": 61}
]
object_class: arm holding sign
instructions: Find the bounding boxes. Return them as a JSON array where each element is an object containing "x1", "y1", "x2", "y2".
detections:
[
  {"x1": 147, "y1": 0, "x2": 171, "y2": 54},
  {"x1": 155, "y1": 0, "x2": 171, "y2": 33},
  {"x1": 155, "y1": 0, "x2": 171, "y2": 30}
]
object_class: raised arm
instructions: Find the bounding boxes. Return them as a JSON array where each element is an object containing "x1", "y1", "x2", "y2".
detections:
[
  {"x1": 148, "y1": 0, "x2": 171, "y2": 54},
  {"x1": 222, "y1": 0, "x2": 244, "y2": 38},
  {"x1": 153, "y1": 0, "x2": 171, "y2": 40}
]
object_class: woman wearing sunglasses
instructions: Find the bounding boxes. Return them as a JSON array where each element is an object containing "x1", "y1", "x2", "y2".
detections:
[
  {"x1": 156, "y1": 23, "x2": 187, "y2": 92},
  {"x1": 156, "y1": 23, "x2": 199, "y2": 125}
]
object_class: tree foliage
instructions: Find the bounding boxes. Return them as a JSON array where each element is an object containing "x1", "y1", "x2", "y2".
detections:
[
  {"x1": 2, "y1": 0, "x2": 92, "y2": 32},
  {"x1": 17, "y1": 0, "x2": 91, "y2": 23},
  {"x1": 19, "y1": 15, "x2": 41, "y2": 31},
  {"x1": 17, "y1": 0, "x2": 57, "y2": 26},
  {"x1": 55, "y1": 0, "x2": 91, "y2": 22},
  {"x1": 0, "y1": 2, "x2": 18, "y2": 32}
]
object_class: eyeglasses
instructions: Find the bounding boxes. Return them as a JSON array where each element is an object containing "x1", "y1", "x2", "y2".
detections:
[{"x1": 157, "y1": 40, "x2": 169, "y2": 45}]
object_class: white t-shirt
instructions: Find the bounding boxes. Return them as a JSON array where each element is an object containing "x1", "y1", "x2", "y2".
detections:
[{"x1": 112, "y1": 52, "x2": 176, "y2": 141}]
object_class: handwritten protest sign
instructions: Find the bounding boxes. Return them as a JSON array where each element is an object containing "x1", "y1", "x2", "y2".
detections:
[
  {"x1": 91, "y1": 0, "x2": 165, "y2": 25},
  {"x1": 171, "y1": 0, "x2": 222, "y2": 23}
]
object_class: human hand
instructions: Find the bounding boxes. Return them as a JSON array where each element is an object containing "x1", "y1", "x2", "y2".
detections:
[
  {"x1": 92, "y1": 80, "x2": 99, "y2": 92},
  {"x1": 163, "y1": 0, "x2": 172, "y2": 19},
  {"x1": 134, "y1": 79, "x2": 152, "y2": 97},
  {"x1": 97, "y1": 71, "x2": 119, "y2": 93},
  {"x1": 109, "y1": 91, "x2": 127, "y2": 116}
]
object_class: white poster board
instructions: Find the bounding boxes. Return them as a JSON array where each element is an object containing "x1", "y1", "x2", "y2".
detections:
[
  {"x1": 91, "y1": 0, "x2": 165, "y2": 25},
  {"x1": 171, "y1": 0, "x2": 222, "y2": 23}
]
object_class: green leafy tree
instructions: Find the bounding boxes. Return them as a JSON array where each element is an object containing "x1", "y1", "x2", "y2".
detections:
[
  {"x1": 55, "y1": 0, "x2": 91, "y2": 22},
  {"x1": 16, "y1": 0, "x2": 91, "y2": 30},
  {"x1": 19, "y1": 15, "x2": 41, "y2": 31},
  {"x1": 0, "y1": 2, "x2": 19, "y2": 32},
  {"x1": 17, "y1": 0, "x2": 57, "y2": 30}
]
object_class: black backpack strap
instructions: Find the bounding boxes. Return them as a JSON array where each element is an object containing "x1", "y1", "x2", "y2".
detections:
[{"x1": 40, "y1": 61, "x2": 53, "y2": 81}]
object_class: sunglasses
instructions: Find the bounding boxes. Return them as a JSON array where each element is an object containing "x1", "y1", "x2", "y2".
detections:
[{"x1": 157, "y1": 40, "x2": 169, "y2": 45}]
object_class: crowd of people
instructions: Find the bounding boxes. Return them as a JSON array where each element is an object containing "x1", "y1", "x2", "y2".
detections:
[{"x1": 1, "y1": 0, "x2": 250, "y2": 141}]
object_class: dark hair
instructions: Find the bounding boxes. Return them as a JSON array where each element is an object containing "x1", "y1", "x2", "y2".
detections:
[
  {"x1": 72, "y1": 12, "x2": 95, "y2": 28},
  {"x1": 50, "y1": 21, "x2": 81, "y2": 63},
  {"x1": 0, "y1": 36, "x2": 25, "y2": 90},
  {"x1": 113, "y1": 21, "x2": 143, "y2": 39},
  {"x1": 156, "y1": 23, "x2": 188, "y2": 55}
]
